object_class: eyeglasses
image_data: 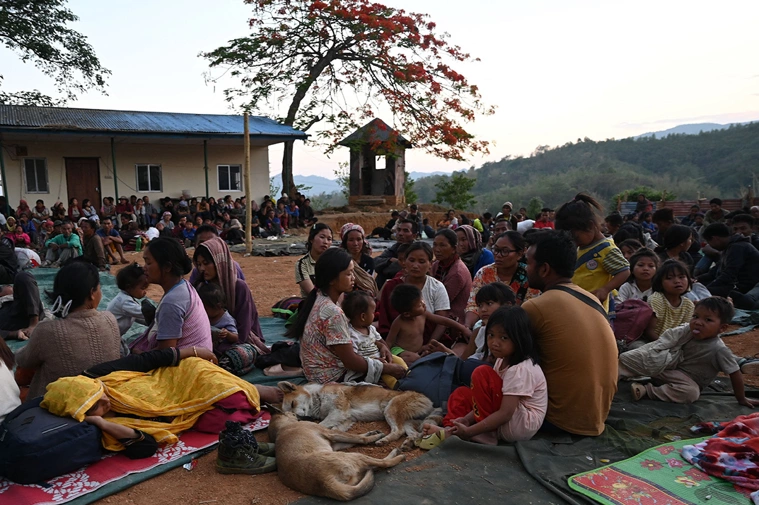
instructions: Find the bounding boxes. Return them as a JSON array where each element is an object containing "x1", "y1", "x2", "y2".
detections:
[{"x1": 492, "y1": 247, "x2": 519, "y2": 257}]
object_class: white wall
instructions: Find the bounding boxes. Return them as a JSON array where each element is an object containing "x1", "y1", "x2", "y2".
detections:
[{"x1": 0, "y1": 136, "x2": 271, "y2": 206}]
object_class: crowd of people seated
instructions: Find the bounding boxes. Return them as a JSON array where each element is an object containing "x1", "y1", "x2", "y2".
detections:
[{"x1": 1, "y1": 190, "x2": 759, "y2": 478}]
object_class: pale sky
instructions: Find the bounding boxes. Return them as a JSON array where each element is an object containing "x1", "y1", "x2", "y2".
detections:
[{"x1": 2, "y1": 0, "x2": 758, "y2": 179}]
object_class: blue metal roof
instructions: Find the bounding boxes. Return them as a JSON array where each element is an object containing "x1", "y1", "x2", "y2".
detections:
[{"x1": 0, "y1": 105, "x2": 307, "y2": 139}]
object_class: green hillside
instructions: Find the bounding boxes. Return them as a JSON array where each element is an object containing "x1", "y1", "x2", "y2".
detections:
[{"x1": 413, "y1": 122, "x2": 759, "y2": 212}]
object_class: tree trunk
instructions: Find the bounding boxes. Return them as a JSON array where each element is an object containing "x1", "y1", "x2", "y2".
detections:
[{"x1": 281, "y1": 140, "x2": 295, "y2": 196}]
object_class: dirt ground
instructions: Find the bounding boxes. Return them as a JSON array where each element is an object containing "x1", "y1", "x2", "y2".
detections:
[{"x1": 101, "y1": 247, "x2": 759, "y2": 505}]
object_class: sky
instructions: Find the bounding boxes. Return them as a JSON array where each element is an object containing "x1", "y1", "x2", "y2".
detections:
[{"x1": 2, "y1": 0, "x2": 758, "y2": 180}]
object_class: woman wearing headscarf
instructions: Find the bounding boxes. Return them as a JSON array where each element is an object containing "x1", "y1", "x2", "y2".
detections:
[
  {"x1": 193, "y1": 236, "x2": 266, "y2": 356},
  {"x1": 455, "y1": 225, "x2": 494, "y2": 279},
  {"x1": 340, "y1": 223, "x2": 378, "y2": 298},
  {"x1": 16, "y1": 199, "x2": 31, "y2": 220}
]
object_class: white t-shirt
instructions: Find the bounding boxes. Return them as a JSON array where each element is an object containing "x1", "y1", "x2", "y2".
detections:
[
  {"x1": 0, "y1": 361, "x2": 21, "y2": 423},
  {"x1": 470, "y1": 325, "x2": 487, "y2": 361},
  {"x1": 617, "y1": 281, "x2": 653, "y2": 303},
  {"x1": 421, "y1": 276, "x2": 451, "y2": 313},
  {"x1": 517, "y1": 220, "x2": 535, "y2": 234}
]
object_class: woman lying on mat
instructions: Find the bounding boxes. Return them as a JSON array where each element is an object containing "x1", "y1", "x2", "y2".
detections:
[{"x1": 41, "y1": 348, "x2": 283, "y2": 458}]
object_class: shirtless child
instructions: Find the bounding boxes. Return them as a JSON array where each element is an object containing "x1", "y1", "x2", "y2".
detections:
[{"x1": 386, "y1": 284, "x2": 472, "y2": 364}]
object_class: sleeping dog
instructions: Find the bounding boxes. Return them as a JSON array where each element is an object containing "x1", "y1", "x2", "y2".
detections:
[{"x1": 277, "y1": 381, "x2": 435, "y2": 446}]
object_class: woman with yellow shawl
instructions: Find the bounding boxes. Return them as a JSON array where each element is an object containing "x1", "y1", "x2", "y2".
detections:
[{"x1": 41, "y1": 347, "x2": 280, "y2": 459}]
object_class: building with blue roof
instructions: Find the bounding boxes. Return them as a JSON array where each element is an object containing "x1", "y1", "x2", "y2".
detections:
[{"x1": 0, "y1": 105, "x2": 306, "y2": 210}]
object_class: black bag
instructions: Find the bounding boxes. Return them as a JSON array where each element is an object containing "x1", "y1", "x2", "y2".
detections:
[
  {"x1": 395, "y1": 352, "x2": 490, "y2": 410},
  {"x1": 0, "y1": 397, "x2": 103, "y2": 484},
  {"x1": 255, "y1": 341, "x2": 301, "y2": 369}
]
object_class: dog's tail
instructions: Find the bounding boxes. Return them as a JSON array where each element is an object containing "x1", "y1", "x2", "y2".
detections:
[{"x1": 326, "y1": 470, "x2": 374, "y2": 501}]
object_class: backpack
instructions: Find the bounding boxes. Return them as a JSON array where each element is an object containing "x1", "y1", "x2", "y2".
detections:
[
  {"x1": 0, "y1": 397, "x2": 103, "y2": 484},
  {"x1": 395, "y1": 352, "x2": 490, "y2": 410},
  {"x1": 612, "y1": 299, "x2": 654, "y2": 351}
]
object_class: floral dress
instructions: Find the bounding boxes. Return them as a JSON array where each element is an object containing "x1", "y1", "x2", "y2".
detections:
[
  {"x1": 300, "y1": 292, "x2": 352, "y2": 383},
  {"x1": 466, "y1": 262, "x2": 540, "y2": 315}
]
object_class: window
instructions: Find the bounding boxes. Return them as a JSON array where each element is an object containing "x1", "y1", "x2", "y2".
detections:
[
  {"x1": 24, "y1": 159, "x2": 49, "y2": 193},
  {"x1": 218, "y1": 164, "x2": 242, "y2": 191},
  {"x1": 136, "y1": 164, "x2": 162, "y2": 192}
]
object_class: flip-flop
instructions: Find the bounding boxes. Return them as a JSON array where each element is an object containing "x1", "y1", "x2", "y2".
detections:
[
  {"x1": 263, "y1": 364, "x2": 304, "y2": 377},
  {"x1": 631, "y1": 382, "x2": 646, "y2": 401},
  {"x1": 416, "y1": 430, "x2": 446, "y2": 450}
]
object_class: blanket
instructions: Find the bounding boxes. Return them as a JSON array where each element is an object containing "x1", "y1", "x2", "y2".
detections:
[
  {"x1": 41, "y1": 358, "x2": 261, "y2": 451},
  {"x1": 682, "y1": 412, "x2": 759, "y2": 502}
]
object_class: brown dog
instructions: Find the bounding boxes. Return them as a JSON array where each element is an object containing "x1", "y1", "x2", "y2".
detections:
[
  {"x1": 278, "y1": 381, "x2": 435, "y2": 445},
  {"x1": 268, "y1": 411, "x2": 405, "y2": 501}
]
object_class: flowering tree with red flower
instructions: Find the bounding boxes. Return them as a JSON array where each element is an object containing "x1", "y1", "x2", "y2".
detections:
[{"x1": 202, "y1": 0, "x2": 493, "y2": 193}]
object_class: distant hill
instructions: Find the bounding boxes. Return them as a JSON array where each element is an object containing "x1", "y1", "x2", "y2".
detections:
[
  {"x1": 634, "y1": 121, "x2": 755, "y2": 139},
  {"x1": 283, "y1": 171, "x2": 449, "y2": 196},
  {"x1": 412, "y1": 121, "x2": 759, "y2": 213}
]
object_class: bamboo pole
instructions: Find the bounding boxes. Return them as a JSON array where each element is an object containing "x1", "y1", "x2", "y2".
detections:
[{"x1": 244, "y1": 113, "x2": 252, "y2": 255}]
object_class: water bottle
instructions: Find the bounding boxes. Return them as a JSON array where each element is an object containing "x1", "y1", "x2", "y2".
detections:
[{"x1": 135, "y1": 236, "x2": 142, "y2": 252}]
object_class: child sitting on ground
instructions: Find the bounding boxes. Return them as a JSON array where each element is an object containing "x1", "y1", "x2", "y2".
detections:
[
  {"x1": 620, "y1": 297, "x2": 756, "y2": 406},
  {"x1": 341, "y1": 290, "x2": 406, "y2": 387},
  {"x1": 106, "y1": 263, "x2": 149, "y2": 356},
  {"x1": 555, "y1": 193, "x2": 630, "y2": 310},
  {"x1": 617, "y1": 249, "x2": 659, "y2": 303},
  {"x1": 386, "y1": 284, "x2": 472, "y2": 365},
  {"x1": 644, "y1": 259, "x2": 695, "y2": 340},
  {"x1": 428, "y1": 282, "x2": 516, "y2": 362},
  {"x1": 197, "y1": 283, "x2": 239, "y2": 355},
  {"x1": 420, "y1": 306, "x2": 547, "y2": 448}
]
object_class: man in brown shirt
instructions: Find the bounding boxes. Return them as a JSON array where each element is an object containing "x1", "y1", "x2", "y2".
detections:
[
  {"x1": 81, "y1": 220, "x2": 106, "y2": 270},
  {"x1": 522, "y1": 231, "x2": 618, "y2": 436}
]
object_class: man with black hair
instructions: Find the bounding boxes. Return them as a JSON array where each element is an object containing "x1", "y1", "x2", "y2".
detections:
[
  {"x1": 681, "y1": 205, "x2": 702, "y2": 227},
  {"x1": 521, "y1": 230, "x2": 617, "y2": 436},
  {"x1": 533, "y1": 208, "x2": 555, "y2": 230},
  {"x1": 374, "y1": 219, "x2": 417, "y2": 290},
  {"x1": 704, "y1": 198, "x2": 726, "y2": 225},
  {"x1": 699, "y1": 223, "x2": 759, "y2": 309},
  {"x1": 604, "y1": 214, "x2": 623, "y2": 236},
  {"x1": 732, "y1": 214, "x2": 759, "y2": 250},
  {"x1": 80, "y1": 220, "x2": 106, "y2": 270}
]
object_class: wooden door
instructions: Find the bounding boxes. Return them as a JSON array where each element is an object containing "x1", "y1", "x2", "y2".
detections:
[{"x1": 65, "y1": 158, "x2": 101, "y2": 208}]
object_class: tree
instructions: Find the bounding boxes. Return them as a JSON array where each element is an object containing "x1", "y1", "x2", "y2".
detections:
[
  {"x1": 433, "y1": 173, "x2": 475, "y2": 210},
  {"x1": 525, "y1": 197, "x2": 544, "y2": 220},
  {"x1": 404, "y1": 171, "x2": 418, "y2": 204},
  {"x1": 0, "y1": 0, "x2": 109, "y2": 105},
  {"x1": 203, "y1": 0, "x2": 493, "y2": 195}
]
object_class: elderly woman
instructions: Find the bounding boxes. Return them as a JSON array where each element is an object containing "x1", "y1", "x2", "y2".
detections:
[
  {"x1": 431, "y1": 229, "x2": 472, "y2": 333},
  {"x1": 340, "y1": 223, "x2": 378, "y2": 298},
  {"x1": 455, "y1": 225, "x2": 494, "y2": 279},
  {"x1": 130, "y1": 238, "x2": 212, "y2": 353},
  {"x1": 287, "y1": 248, "x2": 405, "y2": 384},
  {"x1": 193, "y1": 237, "x2": 267, "y2": 357}
]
